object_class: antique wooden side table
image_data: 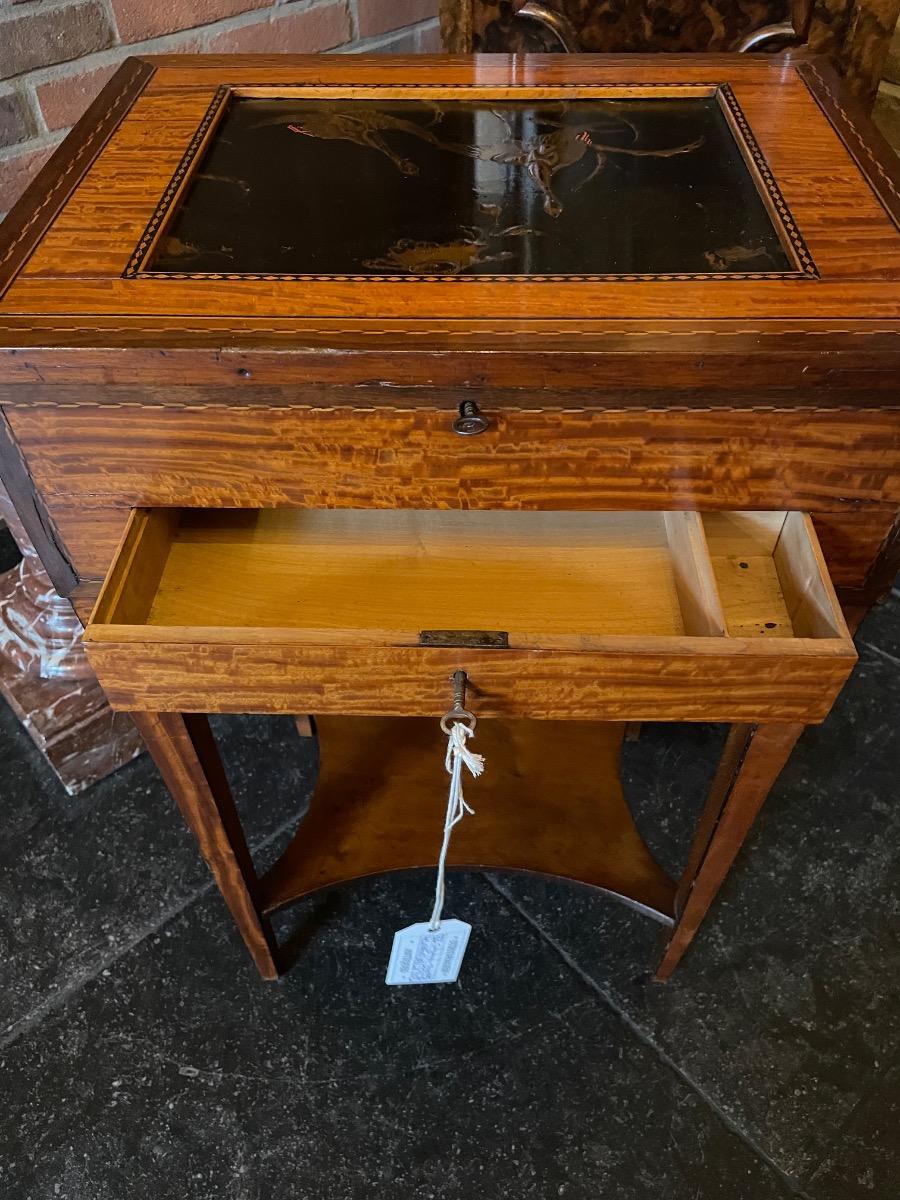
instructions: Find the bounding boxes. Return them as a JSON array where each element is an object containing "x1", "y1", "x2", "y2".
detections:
[{"x1": 0, "y1": 53, "x2": 898, "y2": 983}]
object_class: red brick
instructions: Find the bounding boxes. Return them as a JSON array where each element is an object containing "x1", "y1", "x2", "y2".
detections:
[
  {"x1": 0, "y1": 2, "x2": 115, "y2": 81},
  {"x1": 0, "y1": 143, "x2": 55, "y2": 214},
  {"x1": 110, "y1": 0, "x2": 269, "y2": 44},
  {"x1": 206, "y1": 3, "x2": 351, "y2": 53},
  {"x1": 0, "y1": 88, "x2": 36, "y2": 149},
  {"x1": 36, "y1": 63, "x2": 119, "y2": 132},
  {"x1": 357, "y1": 0, "x2": 435, "y2": 39}
]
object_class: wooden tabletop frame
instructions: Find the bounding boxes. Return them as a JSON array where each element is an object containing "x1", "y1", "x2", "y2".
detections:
[
  {"x1": 122, "y1": 81, "x2": 816, "y2": 283},
  {"x1": 4, "y1": 55, "x2": 899, "y2": 328}
]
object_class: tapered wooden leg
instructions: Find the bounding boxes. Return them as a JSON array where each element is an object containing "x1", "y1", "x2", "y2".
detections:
[
  {"x1": 654, "y1": 721, "x2": 805, "y2": 981},
  {"x1": 131, "y1": 711, "x2": 280, "y2": 980}
]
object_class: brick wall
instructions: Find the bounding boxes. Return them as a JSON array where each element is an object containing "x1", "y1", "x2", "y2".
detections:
[{"x1": 0, "y1": 0, "x2": 441, "y2": 219}]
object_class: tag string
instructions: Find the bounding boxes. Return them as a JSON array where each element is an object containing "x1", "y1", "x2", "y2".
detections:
[{"x1": 428, "y1": 721, "x2": 485, "y2": 931}]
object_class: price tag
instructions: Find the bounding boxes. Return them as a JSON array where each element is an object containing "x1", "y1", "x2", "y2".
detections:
[
  {"x1": 385, "y1": 920, "x2": 471, "y2": 986},
  {"x1": 384, "y1": 703, "x2": 482, "y2": 987}
]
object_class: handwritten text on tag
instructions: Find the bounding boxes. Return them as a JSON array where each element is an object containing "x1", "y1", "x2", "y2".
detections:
[{"x1": 385, "y1": 920, "x2": 471, "y2": 986}]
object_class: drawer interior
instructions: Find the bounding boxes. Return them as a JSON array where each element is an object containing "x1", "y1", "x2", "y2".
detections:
[
  {"x1": 88, "y1": 507, "x2": 849, "y2": 648},
  {"x1": 701, "y1": 512, "x2": 846, "y2": 639}
]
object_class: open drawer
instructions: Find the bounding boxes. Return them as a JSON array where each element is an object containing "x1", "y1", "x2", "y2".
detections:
[{"x1": 83, "y1": 508, "x2": 857, "y2": 722}]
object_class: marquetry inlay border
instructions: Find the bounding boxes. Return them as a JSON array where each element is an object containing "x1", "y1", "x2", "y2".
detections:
[{"x1": 123, "y1": 82, "x2": 818, "y2": 283}]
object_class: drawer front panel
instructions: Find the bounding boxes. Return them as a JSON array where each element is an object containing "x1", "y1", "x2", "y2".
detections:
[
  {"x1": 10, "y1": 403, "x2": 900, "y2": 515},
  {"x1": 85, "y1": 641, "x2": 854, "y2": 723},
  {"x1": 49, "y1": 501, "x2": 130, "y2": 580}
]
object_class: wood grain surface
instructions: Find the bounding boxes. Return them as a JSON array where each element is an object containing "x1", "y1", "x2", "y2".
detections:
[
  {"x1": 8, "y1": 403, "x2": 900, "y2": 508},
  {"x1": 84, "y1": 637, "x2": 855, "y2": 722},
  {"x1": 0, "y1": 52, "x2": 894, "y2": 989},
  {"x1": 40, "y1": 499, "x2": 900, "y2": 601},
  {"x1": 655, "y1": 720, "x2": 805, "y2": 979},
  {"x1": 130, "y1": 711, "x2": 280, "y2": 978},
  {"x1": 0, "y1": 58, "x2": 156, "y2": 302},
  {"x1": 1, "y1": 55, "x2": 900, "y2": 343},
  {"x1": 259, "y1": 717, "x2": 677, "y2": 920},
  {"x1": 78, "y1": 499, "x2": 854, "y2": 721},
  {"x1": 87, "y1": 506, "x2": 848, "y2": 642},
  {"x1": 137, "y1": 509, "x2": 697, "y2": 638},
  {"x1": 1, "y1": 335, "x2": 899, "y2": 391},
  {"x1": 7, "y1": 401, "x2": 898, "y2": 596},
  {"x1": 0, "y1": 407, "x2": 76, "y2": 595}
]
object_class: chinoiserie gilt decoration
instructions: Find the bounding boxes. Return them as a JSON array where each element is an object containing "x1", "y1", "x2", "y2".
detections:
[
  {"x1": 0, "y1": 53, "x2": 898, "y2": 985},
  {"x1": 126, "y1": 85, "x2": 816, "y2": 281}
]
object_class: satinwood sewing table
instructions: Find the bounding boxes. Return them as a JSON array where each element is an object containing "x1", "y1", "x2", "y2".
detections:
[{"x1": 0, "y1": 52, "x2": 897, "y2": 981}]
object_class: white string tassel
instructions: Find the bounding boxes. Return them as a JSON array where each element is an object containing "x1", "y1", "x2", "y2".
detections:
[{"x1": 428, "y1": 721, "x2": 485, "y2": 931}]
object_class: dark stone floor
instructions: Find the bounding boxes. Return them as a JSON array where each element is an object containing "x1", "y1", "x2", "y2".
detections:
[{"x1": 1, "y1": 575, "x2": 898, "y2": 1198}]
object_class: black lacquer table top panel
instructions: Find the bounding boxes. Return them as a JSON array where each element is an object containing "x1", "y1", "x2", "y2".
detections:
[{"x1": 142, "y1": 92, "x2": 802, "y2": 280}]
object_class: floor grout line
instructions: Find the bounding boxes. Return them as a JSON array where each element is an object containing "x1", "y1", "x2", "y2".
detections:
[
  {"x1": 485, "y1": 874, "x2": 815, "y2": 1200},
  {"x1": 0, "y1": 812, "x2": 298, "y2": 1052},
  {"x1": 1, "y1": 884, "x2": 212, "y2": 1051}
]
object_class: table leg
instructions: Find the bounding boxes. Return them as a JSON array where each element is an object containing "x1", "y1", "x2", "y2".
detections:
[
  {"x1": 130, "y1": 711, "x2": 280, "y2": 980},
  {"x1": 654, "y1": 721, "x2": 805, "y2": 981}
]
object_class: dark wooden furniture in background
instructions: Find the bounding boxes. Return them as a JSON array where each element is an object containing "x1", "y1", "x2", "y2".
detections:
[
  {"x1": 440, "y1": 0, "x2": 900, "y2": 108},
  {"x1": 0, "y1": 54, "x2": 898, "y2": 981}
]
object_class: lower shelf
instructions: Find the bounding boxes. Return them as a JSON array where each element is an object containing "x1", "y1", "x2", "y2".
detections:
[{"x1": 258, "y1": 716, "x2": 677, "y2": 923}]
